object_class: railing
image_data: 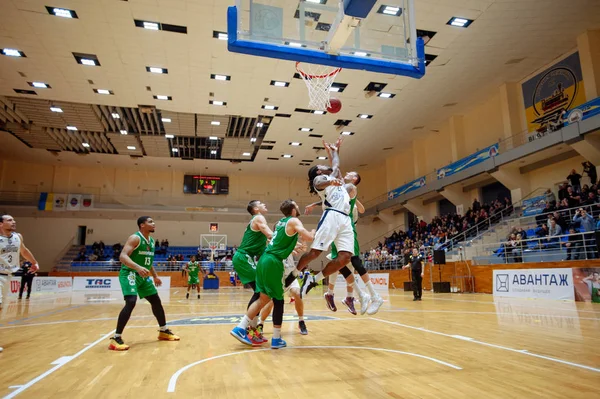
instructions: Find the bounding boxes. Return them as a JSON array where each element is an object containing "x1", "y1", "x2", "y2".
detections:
[
  {"x1": 442, "y1": 187, "x2": 549, "y2": 252},
  {"x1": 361, "y1": 187, "x2": 548, "y2": 253},
  {"x1": 53, "y1": 260, "x2": 234, "y2": 273},
  {"x1": 465, "y1": 230, "x2": 598, "y2": 265}
]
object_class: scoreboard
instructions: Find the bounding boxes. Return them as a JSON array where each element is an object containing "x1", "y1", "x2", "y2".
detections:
[{"x1": 183, "y1": 175, "x2": 229, "y2": 195}]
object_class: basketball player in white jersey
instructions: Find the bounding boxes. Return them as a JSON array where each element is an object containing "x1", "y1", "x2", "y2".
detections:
[
  {"x1": 297, "y1": 138, "x2": 356, "y2": 296},
  {"x1": 305, "y1": 168, "x2": 383, "y2": 315},
  {"x1": 0, "y1": 215, "x2": 40, "y2": 353}
]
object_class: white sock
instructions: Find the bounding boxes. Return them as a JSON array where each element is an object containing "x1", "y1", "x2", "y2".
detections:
[
  {"x1": 314, "y1": 272, "x2": 324, "y2": 282},
  {"x1": 250, "y1": 316, "x2": 258, "y2": 328},
  {"x1": 257, "y1": 316, "x2": 263, "y2": 325},
  {"x1": 298, "y1": 315, "x2": 304, "y2": 321},
  {"x1": 353, "y1": 281, "x2": 364, "y2": 297},
  {"x1": 237, "y1": 315, "x2": 251, "y2": 330},
  {"x1": 365, "y1": 281, "x2": 377, "y2": 297},
  {"x1": 347, "y1": 286, "x2": 353, "y2": 297},
  {"x1": 327, "y1": 287, "x2": 334, "y2": 295},
  {"x1": 159, "y1": 325, "x2": 168, "y2": 331},
  {"x1": 273, "y1": 327, "x2": 281, "y2": 339},
  {"x1": 114, "y1": 333, "x2": 122, "y2": 338}
]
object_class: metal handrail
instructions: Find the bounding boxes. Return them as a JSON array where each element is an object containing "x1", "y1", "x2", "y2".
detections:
[
  {"x1": 464, "y1": 230, "x2": 598, "y2": 265},
  {"x1": 53, "y1": 260, "x2": 235, "y2": 273}
]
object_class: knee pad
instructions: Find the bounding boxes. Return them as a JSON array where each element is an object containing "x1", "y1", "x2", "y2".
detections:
[
  {"x1": 339, "y1": 266, "x2": 352, "y2": 279},
  {"x1": 351, "y1": 256, "x2": 367, "y2": 276},
  {"x1": 272, "y1": 299, "x2": 284, "y2": 325}
]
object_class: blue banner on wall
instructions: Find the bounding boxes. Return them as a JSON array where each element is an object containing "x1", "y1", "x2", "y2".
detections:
[
  {"x1": 388, "y1": 176, "x2": 426, "y2": 200},
  {"x1": 437, "y1": 144, "x2": 499, "y2": 180},
  {"x1": 565, "y1": 96, "x2": 600, "y2": 125},
  {"x1": 522, "y1": 195, "x2": 547, "y2": 217}
]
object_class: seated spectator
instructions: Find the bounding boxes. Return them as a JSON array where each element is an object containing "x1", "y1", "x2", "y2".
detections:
[
  {"x1": 99, "y1": 240, "x2": 105, "y2": 251},
  {"x1": 92, "y1": 241, "x2": 100, "y2": 251},
  {"x1": 566, "y1": 186, "x2": 581, "y2": 208},
  {"x1": 545, "y1": 218, "x2": 562, "y2": 249},
  {"x1": 567, "y1": 169, "x2": 582, "y2": 193},
  {"x1": 558, "y1": 183, "x2": 569, "y2": 202},
  {"x1": 552, "y1": 211, "x2": 568, "y2": 233},
  {"x1": 535, "y1": 224, "x2": 549, "y2": 239},
  {"x1": 516, "y1": 227, "x2": 528, "y2": 240},
  {"x1": 583, "y1": 191, "x2": 596, "y2": 206},
  {"x1": 565, "y1": 227, "x2": 583, "y2": 261},
  {"x1": 74, "y1": 247, "x2": 87, "y2": 261}
]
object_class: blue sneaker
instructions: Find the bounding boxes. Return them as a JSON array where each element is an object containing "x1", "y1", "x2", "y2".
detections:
[
  {"x1": 230, "y1": 327, "x2": 253, "y2": 346},
  {"x1": 271, "y1": 337, "x2": 287, "y2": 349}
]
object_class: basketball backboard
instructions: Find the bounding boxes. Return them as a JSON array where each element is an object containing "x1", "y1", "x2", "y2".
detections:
[{"x1": 227, "y1": 0, "x2": 425, "y2": 78}]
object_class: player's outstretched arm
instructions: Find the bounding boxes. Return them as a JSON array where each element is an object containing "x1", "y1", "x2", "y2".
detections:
[
  {"x1": 313, "y1": 175, "x2": 343, "y2": 191},
  {"x1": 305, "y1": 200, "x2": 323, "y2": 215},
  {"x1": 18, "y1": 234, "x2": 39, "y2": 273},
  {"x1": 355, "y1": 199, "x2": 365, "y2": 214},
  {"x1": 287, "y1": 218, "x2": 315, "y2": 242},
  {"x1": 253, "y1": 214, "x2": 273, "y2": 240},
  {"x1": 120, "y1": 235, "x2": 150, "y2": 277}
]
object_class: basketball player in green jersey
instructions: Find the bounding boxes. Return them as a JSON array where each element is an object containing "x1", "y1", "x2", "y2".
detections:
[
  {"x1": 231, "y1": 199, "x2": 315, "y2": 349},
  {"x1": 109, "y1": 216, "x2": 179, "y2": 351},
  {"x1": 232, "y1": 201, "x2": 273, "y2": 333},
  {"x1": 184, "y1": 256, "x2": 203, "y2": 299}
]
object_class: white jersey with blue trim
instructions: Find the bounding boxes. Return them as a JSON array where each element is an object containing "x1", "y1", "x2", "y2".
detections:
[
  {"x1": 316, "y1": 175, "x2": 351, "y2": 215},
  {"x1": 0, "y1": 233, "x2": 22, "y2": 274}
]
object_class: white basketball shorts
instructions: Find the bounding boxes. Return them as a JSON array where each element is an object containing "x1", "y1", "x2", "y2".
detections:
[{"x1": 311, "y1": 209, "x2": 354, "y2": 254}]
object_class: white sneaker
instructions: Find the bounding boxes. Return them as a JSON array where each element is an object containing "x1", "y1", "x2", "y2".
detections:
[
  {"x1": 367, "y1": 296, "x2": 383, "y2": 315},
  {"x1": 359, "y1": 292, "x2": 371, "y2": 315},
  {"x1": 0, "y1": 346, "x2": 3, "y2": 352}
]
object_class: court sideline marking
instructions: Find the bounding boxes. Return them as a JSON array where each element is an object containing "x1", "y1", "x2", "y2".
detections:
[
  {"x1": 167, "y1": 345, "x2": 462, "y2": 392},
  {"x1": 2, "y1": 329, "x2": 115, "y2": 399},
  {"x1": 371, "y1": 318, "x2": 600, "y2": 373}
]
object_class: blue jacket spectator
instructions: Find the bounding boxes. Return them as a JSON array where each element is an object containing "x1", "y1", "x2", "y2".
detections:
[{"x1": 573, "y1": 209, "x2": 595, "y2": 232}]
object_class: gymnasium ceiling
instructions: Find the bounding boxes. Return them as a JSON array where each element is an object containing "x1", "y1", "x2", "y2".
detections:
[{"x1": 1, "y1": 0, "x2": 600, "y2": 177}]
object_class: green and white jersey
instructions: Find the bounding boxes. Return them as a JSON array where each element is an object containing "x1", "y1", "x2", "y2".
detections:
[
  {"x1": 188, "y1": 261, "x2": 200, "y2": 278},
  {"x1": 265, "y1": 217, "x2": 299, "y2": 260},
  {"x1": 238, "y1": 215, "x2": 268, "y2": 257},
  {"x1": 121, "y1": 231, "x2": 155, "y2": 272}
]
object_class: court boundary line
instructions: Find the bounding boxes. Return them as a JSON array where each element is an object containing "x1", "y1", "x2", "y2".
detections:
[
  {"x1": 2, "y1": 329, "x2": 115, "y2": 399},
  {"x1": 371, "y1": 318, "x2": 600, "y2": 373},
  {"x1": 166, "y1": 345, "x2": 462, "y2": 393}
]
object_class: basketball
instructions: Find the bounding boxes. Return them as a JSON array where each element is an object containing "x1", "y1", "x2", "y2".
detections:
[{"x1": 327, "y1": 98, "x2": 342, "y2": 113}]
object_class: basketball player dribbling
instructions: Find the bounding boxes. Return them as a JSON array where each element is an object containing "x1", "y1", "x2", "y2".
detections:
[
  {"x1": 296, "y1": 138, "x2": 358, "y2": 297},
  {"x1": 231, "y1": 201, "x2": 273, "y2": 343},
  {"x1": 108, "y1": 216, "x2": 179, "y2": 351},
  {"x1": 0, "y1": 215, "x2": 40, "y2": 353},
  {"x1": 184, "y1": 256, "x2": 202, "y2": 299}
]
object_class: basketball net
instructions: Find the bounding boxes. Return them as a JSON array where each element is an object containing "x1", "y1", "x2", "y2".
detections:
[{"x1": 296, "y1": 62, "x2": 342, "y2": 111}]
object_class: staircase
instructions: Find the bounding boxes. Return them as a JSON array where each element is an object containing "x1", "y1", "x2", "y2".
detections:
[{"x1": 53, "y1": 245, "x2": 81, "y2": 271}]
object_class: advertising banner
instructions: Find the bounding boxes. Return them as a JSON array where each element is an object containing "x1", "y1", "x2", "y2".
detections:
[
  {"x1": 73, "y1": 276, "x2": 171, "y2": 291},
  {"x1": 522, "y1": 195, "x2": 547, "y2": 216},
  {"x1": 334, "y1": 273, "x2": 389, "y2": 290},
  {"x1": 493, "y1": 268, "x2": 574, "y2": 300},
  {"x1": 572, "y1": 267, "x2": 600, "y2": 303},
  {"x1": 8, "y1": 276, "x2": 73, "y2": 296},
  {"x1": 437, "y1": 144, "x2": 498, "y2": 180},
  {"x1": 388, "y1": 176, "x2": 426, "y2": 200}
]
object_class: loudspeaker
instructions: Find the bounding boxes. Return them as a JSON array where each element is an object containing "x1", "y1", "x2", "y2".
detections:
[
  {"x1": 433, "y1": 250, "x2": 446, "y2": 265},
  {"x1": 433, "y1": 282, "x2": 451, "y2": 293},
  {"x1": 403, "y1": 281, "x2": 413, "y2": 291}
]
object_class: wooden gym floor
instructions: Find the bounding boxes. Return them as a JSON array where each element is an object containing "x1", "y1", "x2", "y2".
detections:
[{"x1": 0, "y1": 287, "x2": 598, "y2": 398}]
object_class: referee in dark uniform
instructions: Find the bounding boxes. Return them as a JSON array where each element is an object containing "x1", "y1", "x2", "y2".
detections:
[
  {"x1": 19, "y1": 261, "x2": 35, "y2": 299},
  {"x1": 403, "y1": 248, "x2": 424, "y2": 301}
]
